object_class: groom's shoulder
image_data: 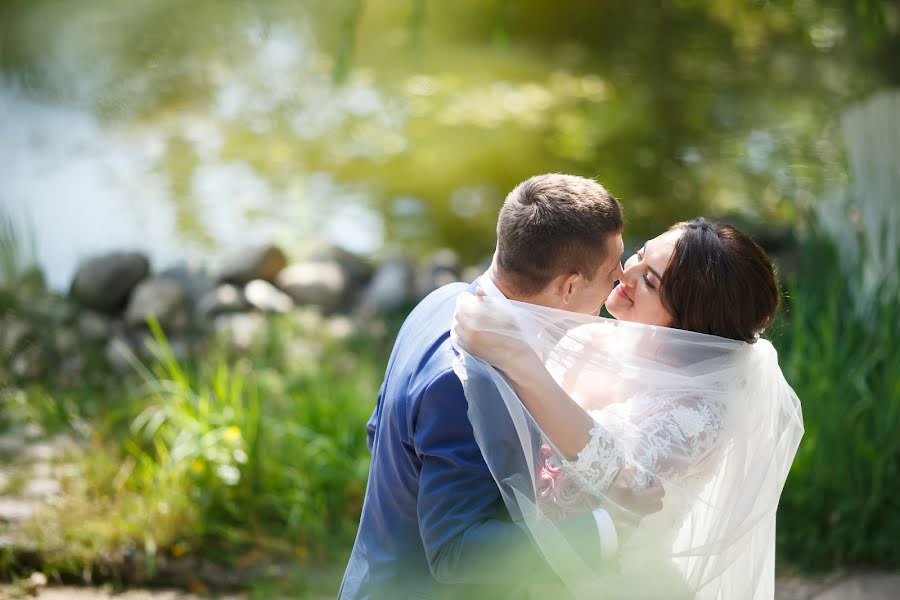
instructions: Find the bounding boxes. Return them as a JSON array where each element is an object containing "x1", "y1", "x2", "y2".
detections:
[
  {"x1": 391, "y1": 281, "x2": 473, "y2": 383},
  {"x1": 401, "y1": 280, "x2": 474, "y2": 332}
]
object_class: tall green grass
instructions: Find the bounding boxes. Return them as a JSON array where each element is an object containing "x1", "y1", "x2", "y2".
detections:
[
  {"x1": 774, "y1": 90, "x2": 900, "y2": 571},
  {"x1": 774, "y1": 236, "x2": 900, "y2": 570}
]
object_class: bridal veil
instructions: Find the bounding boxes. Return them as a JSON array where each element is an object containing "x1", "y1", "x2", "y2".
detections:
[{"x1": 452, "y1": 293, "x2": 803, "y2": 599}]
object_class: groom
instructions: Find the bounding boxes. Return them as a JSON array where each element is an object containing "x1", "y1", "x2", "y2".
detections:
[{"x1": 340, "y1": 174, "x2": 629, "y2": 599}]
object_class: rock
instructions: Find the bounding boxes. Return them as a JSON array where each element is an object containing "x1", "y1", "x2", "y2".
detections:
[
  {"x1": 212, "y1": 313, "x2": 267, "y2": 351},
  {"x1": 218, "y1": 243, "x2": 287, "y2": 285},
  {"x1": 245, "y1": 279, "x2": 294, "y2": 313},
  {"x1": 417, "y1": 248, "x2": 462, "y2": 297},
  {"x1": 160, "y1": 259, "x2": 217, "y2": 307},
  {"x1": 21, "y1": 571, "x2": 48, "y2": 596},
  {"x1": 300, "y1": 241, "x2": 374, "y2": 289},
  {"x1": 69, "y1": 251, "x2": 150, "y2": 313},
  {"x1": 76, "y1": 311, "x2": 112, "y2": 342},
  {"x1": 1, "y1": 317, "x2": 32, "y2": 356},
  {"x1": 196, "y1": 284, "x2": 250, "y2": 319},
  {"x1": 277, "y1": 261, "x2": 349, "y2": 313},
  {"x1": 124, "y1": 277, "x2": 190, "y2": 333},
  {"x1": 361, "y1": 253, "x2": 417, "y2": 314}
]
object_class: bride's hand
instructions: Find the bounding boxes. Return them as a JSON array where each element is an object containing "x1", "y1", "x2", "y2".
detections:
[
  {"x1": 452, "y1": 290, "x2": 535, "y2": 376},
  {"x1": 602, "y1": 466, "x2": 665, "y2": 544}
]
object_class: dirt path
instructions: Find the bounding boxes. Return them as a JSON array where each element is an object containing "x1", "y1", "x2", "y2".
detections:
[{"x1": 3, "y1": 574, "x2": 900, "y2": 600}]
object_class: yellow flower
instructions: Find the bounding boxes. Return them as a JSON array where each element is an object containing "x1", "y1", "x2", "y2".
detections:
[
  {"x1": 223, "y1": 426, "x2": 241, "y2": 443},
  {"x1": 191, "y1": 459, "x2": 205, "y2": 474}
]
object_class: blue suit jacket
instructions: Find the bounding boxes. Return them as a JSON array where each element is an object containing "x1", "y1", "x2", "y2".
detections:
[{"x1": 339, "y1": 281, "x2": 600, "y2": 599}]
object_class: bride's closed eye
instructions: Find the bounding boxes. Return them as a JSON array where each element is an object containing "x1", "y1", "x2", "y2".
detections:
[{"x1": 636, "y1": 246, "x2": 657, "y2": 290}]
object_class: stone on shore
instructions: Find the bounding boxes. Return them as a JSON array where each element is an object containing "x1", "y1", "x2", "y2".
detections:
[
  {"x1": 417, "y1": 248, "x2": 462, "y2": 297},
  {"x1": 361, "y1": 253, "x2": 416, "y2": 314},
  {"x1": 196, "y1": 284, "x2": 250, "y2": 319},
  {"x1": 70, "y1": 252, "x2": 150, "y2": 313},
  {"x1": 124, "y1": 277, "x2": 191, "y2": 333},
  {"x1": 218, "y1": 244, "x2": 287, "y2": 285},
  {"x1": 276, "y1": 262, "x2": 348, "y2": 313},
  {"x1": 160, "y1": 260, "x2": 217, "y2": 307},
  {"x1": 299, "y1": 242, "x2": 375, "y2": 289},
  {"x1": 245, "y1": 279, "x2": 294, "y2": 313}
]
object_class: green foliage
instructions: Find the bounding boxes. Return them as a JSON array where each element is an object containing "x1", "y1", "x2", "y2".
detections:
[
  {"x1": 13, "y1": 311, "x2": 383, "y2": 582},
  {"x1": 774, "y1": 231, "x2": 900, "y2": 570}
]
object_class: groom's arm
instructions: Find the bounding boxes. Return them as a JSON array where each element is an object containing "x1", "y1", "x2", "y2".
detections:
[{"x1": 413, "y1": 368, "x2": 604, "y2": 585}]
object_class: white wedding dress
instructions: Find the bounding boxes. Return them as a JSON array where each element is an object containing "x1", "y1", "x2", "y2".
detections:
[{"x1": 453, "y1": 294, "x2": 804, "y2": 599}]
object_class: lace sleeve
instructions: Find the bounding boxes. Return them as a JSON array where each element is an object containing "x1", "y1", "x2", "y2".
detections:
[{"x1": 556, "y1": 393, "x2": 726, "y2": 498}]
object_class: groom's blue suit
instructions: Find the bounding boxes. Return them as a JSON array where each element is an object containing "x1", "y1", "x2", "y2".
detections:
[{"x1": 339, "y1": 281, "x2": 602, "y2": 599}]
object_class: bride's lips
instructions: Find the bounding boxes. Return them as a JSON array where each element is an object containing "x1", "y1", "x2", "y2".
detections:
[{"x1": 615, "y1": 284, "x2": 633, "y2": 303}]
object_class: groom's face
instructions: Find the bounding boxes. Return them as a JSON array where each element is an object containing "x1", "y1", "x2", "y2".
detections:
[{"x1": 564, "y1": 232, "x2": 624, "y2": 315}]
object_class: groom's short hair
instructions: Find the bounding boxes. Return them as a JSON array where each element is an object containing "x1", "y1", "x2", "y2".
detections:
[{"x1": 496, "y1": 174, "x2": 623, "y2": 296}]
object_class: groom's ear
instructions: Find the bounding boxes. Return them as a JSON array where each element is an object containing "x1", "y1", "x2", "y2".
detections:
[{"x1": 559, "y1": 272, "x2": 581, "y2": 304}]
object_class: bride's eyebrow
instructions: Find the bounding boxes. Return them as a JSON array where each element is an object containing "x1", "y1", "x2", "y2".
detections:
[{"x1": 644, "y1": 241, "x2": 664, "y2": 280}]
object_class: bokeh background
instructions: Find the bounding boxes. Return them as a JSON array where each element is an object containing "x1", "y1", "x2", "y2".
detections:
[{"x1": 1, "y1": 1, "x2": 898, "y2": 597}]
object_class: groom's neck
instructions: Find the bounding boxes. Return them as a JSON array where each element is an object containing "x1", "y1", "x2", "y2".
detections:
[{"x1": 489, "y1": 265, "x2": 552, "y2": 307}]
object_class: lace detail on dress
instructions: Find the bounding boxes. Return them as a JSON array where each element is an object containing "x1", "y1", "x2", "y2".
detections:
[{"x1": 550, "y1": 391, "x2": 726, "y2": 505}]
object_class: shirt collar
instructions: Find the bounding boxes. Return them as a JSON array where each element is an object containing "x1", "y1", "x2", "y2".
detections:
[{"x1": 478, "y1": 269, "x2": 509, "y2": 301}]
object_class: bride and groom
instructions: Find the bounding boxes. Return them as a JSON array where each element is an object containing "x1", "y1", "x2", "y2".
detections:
[{"x1": 339, "y1": 174, "x2": 803, "y2": 599}]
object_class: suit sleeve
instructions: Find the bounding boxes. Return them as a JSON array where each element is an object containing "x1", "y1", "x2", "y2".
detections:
[{"x1": 413, "y1": 368, "x2": 602, "y2": 585}]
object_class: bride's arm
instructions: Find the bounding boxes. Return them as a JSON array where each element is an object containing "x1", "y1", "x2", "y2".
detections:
[{"x1": 499, "y1": 351, "x2": 597, "y2": 461}]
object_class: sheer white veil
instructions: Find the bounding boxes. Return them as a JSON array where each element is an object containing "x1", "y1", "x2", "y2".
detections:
[{"x1": 452, "y1": 294, "x2": 803, "y2": 599}]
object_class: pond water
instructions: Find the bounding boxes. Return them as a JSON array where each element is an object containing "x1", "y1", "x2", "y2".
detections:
[{"x1": 0, "y1": 0, "x2": 883, "y2": 289}]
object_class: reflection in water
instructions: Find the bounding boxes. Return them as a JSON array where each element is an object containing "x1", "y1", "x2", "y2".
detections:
[{"x1": 0, "y1": 0, "x2": 887, "y2": 288}]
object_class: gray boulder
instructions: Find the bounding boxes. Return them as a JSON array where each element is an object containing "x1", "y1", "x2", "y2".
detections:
[
  {"x1": 124, "y1": 277, "x2": 190, "y2": 333},
  {"x1": 417, "y1": 248, "x2": 462, "y2": 297},
  {"x1": 69, "y1": 251, "x2": 150, "y2": 313},
  {"x1": 160, "y1": 259, "x2": 217, "y2": 307},
  {"x1": 196, "y1": 284, "x2": 250, "y2": 319},
  {"x1": 218, "y1": 243, "x2": 287, "y2": 285},
  {"x1": 299, "y1": 242, "x2": 374, "y2": 289},
  {"x1": 245, "y1": 279, "x2": 294, "y2": 313},
  {"x1": 277, "y1": 261, "x2": 349, "y2": 313},
  {"x1": 361, "y1": 253, "x2": 417, "y2": 314}
]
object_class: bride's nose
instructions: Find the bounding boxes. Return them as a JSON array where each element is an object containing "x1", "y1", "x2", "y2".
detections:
[{"x1": 618, "y1": 254, "x2": 639, "y2": 284}]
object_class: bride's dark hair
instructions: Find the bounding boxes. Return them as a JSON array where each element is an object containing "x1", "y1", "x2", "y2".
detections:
[{"x1": 660, "y1": 218, "x2": 780, "y2": 343}]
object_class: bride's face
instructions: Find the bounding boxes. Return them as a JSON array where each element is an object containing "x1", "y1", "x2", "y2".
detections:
[{"x1": 605, "y1": 229, "x2": 682, "y2": 327}]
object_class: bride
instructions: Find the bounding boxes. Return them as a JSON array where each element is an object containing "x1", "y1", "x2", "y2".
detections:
[{"x1": 452, "y1": 218, "x2": 804, "y2": 599}]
